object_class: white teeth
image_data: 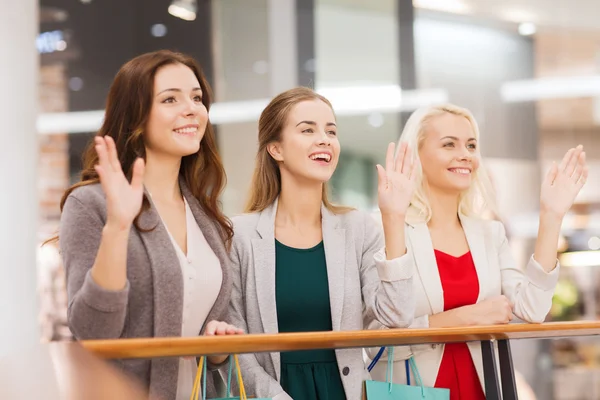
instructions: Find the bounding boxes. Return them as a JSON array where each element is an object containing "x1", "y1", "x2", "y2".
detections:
[
  {"x1": 449, "y1": 168, "x2": 470, "y2": 174},
  {"x1": 174, "y1": 127, "x2": 197, "y2": 134},
  {"x1": 310, "y1": 153, "x2": 331, "y2": 162}
]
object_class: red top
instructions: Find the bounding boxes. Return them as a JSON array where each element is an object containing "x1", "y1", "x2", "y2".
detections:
[{"x1": 433, "y1": 250, "x2": 486, "y2": 400}]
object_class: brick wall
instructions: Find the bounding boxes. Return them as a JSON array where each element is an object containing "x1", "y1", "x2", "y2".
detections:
[{"x1": 37, "y1": 63, "x2": 71, "y2": 341}]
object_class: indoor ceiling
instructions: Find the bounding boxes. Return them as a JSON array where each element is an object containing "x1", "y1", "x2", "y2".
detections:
[
  {"x1": 453, "y1": 0, "x2": 600, "y2": 32},
  {"x1": 321, "y1": 0, "x2": 600, "y2": 32}
]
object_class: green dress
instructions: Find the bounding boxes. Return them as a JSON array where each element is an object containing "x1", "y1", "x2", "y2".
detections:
[{"x1": 275, "y1": 240, "x2": 346, "y2": 400}]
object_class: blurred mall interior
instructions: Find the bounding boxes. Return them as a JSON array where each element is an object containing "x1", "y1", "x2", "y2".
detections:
[{"x1": 2, "y1": 0, "x2": 600, "y2": 398}]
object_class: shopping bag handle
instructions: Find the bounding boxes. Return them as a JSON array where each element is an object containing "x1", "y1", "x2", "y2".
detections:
[
  {"x1": 222, "y1": 355, "x2": 248, "y2": 400},
  {"x1": 367, "y1": 347, "x2": 385, "y2": 372},
  {"x1": 368, "y1": 346, "x2": 425, "y2": 396},
  {"x1": 190, "y1": 355, "x2": 248, "y2": 400},
  {"x1": 190, "y1": 356, "x2": 207, "y2": 400}
]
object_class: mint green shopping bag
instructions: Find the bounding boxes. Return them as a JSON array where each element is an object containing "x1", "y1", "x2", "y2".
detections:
[
  {"x1": 191, "y1": 355, "x2": 271, "y2": 400},
  {"x1": 365, "y1": 347, "x2": 450, "y2": 399}
]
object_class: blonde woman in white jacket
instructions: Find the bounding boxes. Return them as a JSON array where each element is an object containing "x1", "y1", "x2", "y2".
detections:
[{"x1": 368, "y1": 103, "x2": 588, "y2": 399}]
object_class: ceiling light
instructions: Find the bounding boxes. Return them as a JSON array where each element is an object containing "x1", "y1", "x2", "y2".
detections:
[
  {"x1": 151, "y1": 24, "x2": 168, "y2": 37},
  {"x1": 168, "y1": 0, "x2": 197, "y2": 21},
  {"x1": 518, "y1": 22, "x2": 536, "y2": 36},
  {"x1": 502, "y1": 9, "x2": 537, "y2": 24},
  {"x1": 589, "y1": 237, "x2": 600, "y2": 251},
  {"x1": 500, "y1": 75, "x2": 600, "y2": 102},
  {"x1": 413, "y1": 0, "x2": 471, "y2": 14},
  {"x1": 368, "y1": 113, "x2": 384, "y2": 128},
  {"x1": 68, "y1": 77, "x2": 84, "y2": 92}
]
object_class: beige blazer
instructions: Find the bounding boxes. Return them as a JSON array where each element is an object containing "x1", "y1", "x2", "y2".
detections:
[
  {"x1": 367, "y1": 214, "x2": 559, "y2": 393},
  {"x1": 226, "y1": 200, "x2": 415, "y2": 400}
]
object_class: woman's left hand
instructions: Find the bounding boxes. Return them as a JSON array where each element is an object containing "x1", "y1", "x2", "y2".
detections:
[
  {"x1": 183, "y1": 321, "x2": 244, "y2": 363},
  {"x1": 203, "y1": 320, "x2": 245, "y2": 336},
  {"x1": 540, "y1": 145, "x2": 588, "y2": 218}
]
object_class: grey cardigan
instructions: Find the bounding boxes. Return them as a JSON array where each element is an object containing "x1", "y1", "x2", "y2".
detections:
[
  {"x1": 59, "y1": 179, "x2": 232, "y2": 400},
  {"x1": 226, "y1": 200, "x2": 415, "y2": 400}
]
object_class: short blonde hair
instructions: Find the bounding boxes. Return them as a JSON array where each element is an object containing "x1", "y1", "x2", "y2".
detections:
[{"x1": 398, "y1": 103, "x2": 497, "y2": 223}]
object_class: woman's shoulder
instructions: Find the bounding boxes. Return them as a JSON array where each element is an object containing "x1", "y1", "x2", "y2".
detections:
[
  {"x1": 61, "y1": 184, "x2": 107, "y2": 216},
  {"x1": 66, "y1": 183, "x2": 106, "y2": 207},
  {"x1": 330, "y1": 207, "x2": 372, "y2": 228},
  {"x1": 59, "y1": 184, "x2": 107, "y2": 233},
  {"x1": 230, "y1": 212, "x2": 262, "y2": 243},
  {"x1": 231, "y1": 212, "x2": 261, "y2": 230}
]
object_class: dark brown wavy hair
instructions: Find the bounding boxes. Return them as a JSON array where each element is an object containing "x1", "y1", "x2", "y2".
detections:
[{"x1": 47, "y1": 50, "x2": 233, "y2": 247}]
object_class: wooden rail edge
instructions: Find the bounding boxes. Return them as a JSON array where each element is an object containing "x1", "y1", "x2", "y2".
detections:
[{"x1": 81, "y1": 321, "x2": 600, "y2": 360}]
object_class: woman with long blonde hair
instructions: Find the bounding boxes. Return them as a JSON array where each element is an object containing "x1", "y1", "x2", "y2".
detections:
[
  {"x1": 226, "y1": 87, "x2": 417, "y2": 400},
  {"x1": 368, "y1": 103, "x2": 588, "y2": 399}
]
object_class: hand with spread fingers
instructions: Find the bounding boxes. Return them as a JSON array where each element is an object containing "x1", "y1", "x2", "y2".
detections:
[
  {"x1": 376, "y1": 142, "x2": 417, "y2": 218},
  {"x1": 93, "y1": 135, "x2": 146, "y2": 231},
  {"x1": 540, "y1": 145, "x2": 588, "y2": 218}
]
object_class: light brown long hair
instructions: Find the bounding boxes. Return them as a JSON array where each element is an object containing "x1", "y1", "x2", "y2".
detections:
[
  {"x1": 47, "y1": 50, "x2": 233, "y2": 247},
  {"x1": 245, "y1": 87, "x2": 352, "y2": 214}
]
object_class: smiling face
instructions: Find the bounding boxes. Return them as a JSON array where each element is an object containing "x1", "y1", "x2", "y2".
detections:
[
  {"x1": 144, "y1": 62, "x2": 208, "y2": 159},
  {"x1": 418, "y1": 112, "x2": 480, "y2": 194},
  {"x1": 267, "y1": 99, "x2": 340, "y2": 184}
]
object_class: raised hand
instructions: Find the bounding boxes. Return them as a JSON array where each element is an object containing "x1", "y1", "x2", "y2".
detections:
[
  {"x1": 94, "y1": 136, "x2": 145, "y2": 231},
  {"x1": 376, "y1": 142, "x2": 417, "y2": 217},
  {"x1": 540, "y1": 145, "x2": 588, "y2": 218}
]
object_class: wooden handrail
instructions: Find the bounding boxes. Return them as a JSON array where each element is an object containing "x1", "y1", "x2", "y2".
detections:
[{"x1": 81, "y1": 321, "x2": 600, "y2": 359}]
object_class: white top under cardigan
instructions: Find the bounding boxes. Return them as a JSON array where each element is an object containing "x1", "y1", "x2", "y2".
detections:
[{"x1": 157, "y1": 198, "x2": 223, "y2": 400}]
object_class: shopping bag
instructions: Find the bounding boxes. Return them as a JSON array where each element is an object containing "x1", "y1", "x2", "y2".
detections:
[
  {"x1": 190, "y1": 355, "x2": 271, "y2": 400},
  {"x1": 365, "y1": 347, "x2": 450, "y2": 399}
]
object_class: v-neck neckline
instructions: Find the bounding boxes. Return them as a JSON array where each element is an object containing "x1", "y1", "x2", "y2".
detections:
[{"x1": 161, "y1": 197, "x2": 190, "y2": 259}]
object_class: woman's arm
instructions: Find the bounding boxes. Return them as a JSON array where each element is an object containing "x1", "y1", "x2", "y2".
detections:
[
  {"x1": 225, "y1": 236, "x2": 292, "y2": 400},
  {"x1": 60, "y1": 192, "x2": 131, "y2": 339},
  {"x1": 361, "y1": 213, "x2": 415, "y2": 329}
]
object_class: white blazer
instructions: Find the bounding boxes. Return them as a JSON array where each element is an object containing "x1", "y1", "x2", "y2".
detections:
[{"x1": 367, "y1": 214, "x2": 560, "y2": 393}]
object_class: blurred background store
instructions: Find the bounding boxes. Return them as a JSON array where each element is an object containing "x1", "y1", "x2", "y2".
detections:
[{"x1": 13, "y1": 0, "x2": 600, "y2": 398}]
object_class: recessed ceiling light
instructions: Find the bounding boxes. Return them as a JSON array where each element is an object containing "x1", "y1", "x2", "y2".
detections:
[
  {"x1": 69, "y1": 77, "x2": 84, "y2": 92},
  {"x1": 518, "y1": 22, "x2": 537, "y2": 36},
  {"x1": 368, "y1": 112, "x2": 384, "y2": 128},
  {"x1": 151, "y1": 24, "x2": 168, "y2": 37},
  {"x1": 588, "y1": 236, "x2": 600, "y2": 251}
]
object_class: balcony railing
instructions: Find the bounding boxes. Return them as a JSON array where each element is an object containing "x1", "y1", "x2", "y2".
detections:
[{"x1": 81, "y1": 321, "x2": 600, "y2": 400}]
